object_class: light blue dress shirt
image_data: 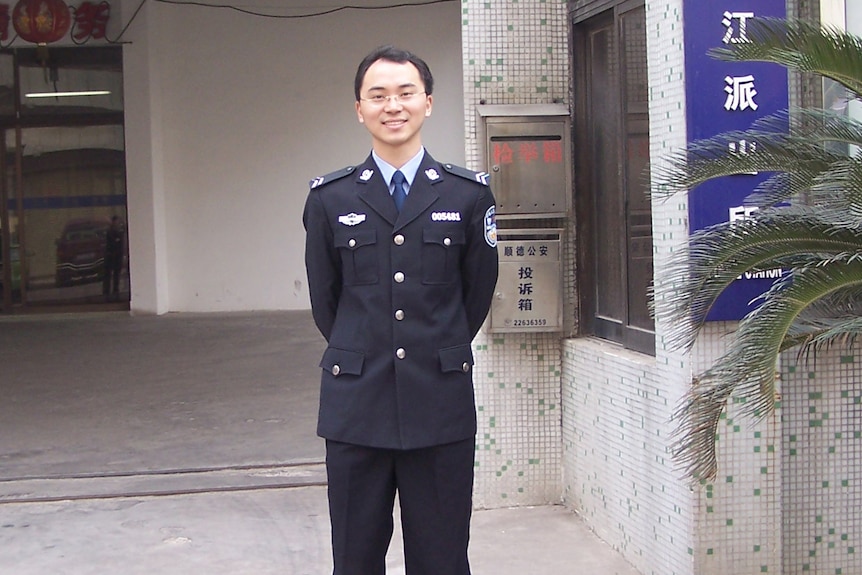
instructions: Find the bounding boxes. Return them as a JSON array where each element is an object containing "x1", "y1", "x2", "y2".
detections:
[{"x1": 373, "y1": 148, "x2": 425, "y2": 198}]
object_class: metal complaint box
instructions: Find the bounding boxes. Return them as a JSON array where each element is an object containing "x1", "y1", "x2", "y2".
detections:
[{"x1": 488, "y1": 229, "x2": 563, "y2": 333}]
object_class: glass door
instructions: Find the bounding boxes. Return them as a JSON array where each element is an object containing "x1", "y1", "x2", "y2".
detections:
[
  {"x1": 0, "y1": 46, "x2": 126, "y2": 312},
  {"x1": 13, "y1": 125, "x2": 127, "y2": 306}
]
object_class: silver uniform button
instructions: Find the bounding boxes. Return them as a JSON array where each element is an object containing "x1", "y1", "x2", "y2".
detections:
[
  {"x1": 462, "y1": 362, "x2": 470, "y2": 372},
  {"x1": 348, "y1": 239, "x2": 356, "y2": 248},
  {"x1": 395, "y1": 309, "x2": 405, "y2": 321},
  {"x1": 394, "y1": 271, "x2": 405, "y2": 283},
  {"x1": 444, "y1": 237, "x2": 451, "y2": 246},
  {"x1": 396, "y1": 348, "x2": 406, "y2": 359},
  {"x1": 332, "y1": 364, "x2": 341, "y2": 376},
  {"x1": 394, "y1": 234, "x2": 405, "y2": 245}
]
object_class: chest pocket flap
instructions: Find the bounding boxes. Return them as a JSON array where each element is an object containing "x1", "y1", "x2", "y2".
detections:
[
  {"x1": 334, "y1": 228, "x2": 378, "y2": 285},
  {"x1": 422, "y1": 227, "x2": 465, "y2": 284}
]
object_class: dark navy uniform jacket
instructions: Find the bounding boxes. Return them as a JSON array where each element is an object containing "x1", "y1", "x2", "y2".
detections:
[{"x1": 303, "y1": 152, "x2": 499, "y2": 450}]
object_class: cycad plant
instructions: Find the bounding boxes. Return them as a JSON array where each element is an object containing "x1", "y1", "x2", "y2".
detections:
[{"x1": 655, "y1": 18, "x2": 862, "y2": 481}]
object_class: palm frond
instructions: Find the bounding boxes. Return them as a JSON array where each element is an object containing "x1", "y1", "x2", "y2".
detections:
[
  {"x1": 746, "y1": 109, "x2": 862, "y2": 210},
  {"x1": 789, "y1": 285, "x2": 862, "y2": 355},
  {"x1": 653, "y1": 128, "x2": 837, "y2": 196},
  {"x1": 655, "y1": 210, "x2": 862, "y2": 350},
  {"x1": 806, "y1": 159, "x2": 862, "y2": 228},
  {"x1": 792, "y1": 316, "x2": 862, "y2": 356},
  {"x1": 672, "y1": 260, "x2": 862, "y2": 480},
  {"x1": 709, "y1": 18, "x2": 862, "y2": 97},
  {"x1": 788, "y1": 107, "x2": 862, "y2": 148},
  {"x1": 653, "y1": 18, "x2": 862, "y2": 481},
  {"x1": 654, "y1": 106, "x2": 862, "y2": 204}
]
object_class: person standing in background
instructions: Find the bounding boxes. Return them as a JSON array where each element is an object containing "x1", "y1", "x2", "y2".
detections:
[{"x1": 103, "y1": 215, "x2": 123, "y2": 301}]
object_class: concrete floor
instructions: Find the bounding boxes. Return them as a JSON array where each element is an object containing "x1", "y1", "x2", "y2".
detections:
[{"x1": 0, "y1": 310, "x2": 640, "y2": 574}]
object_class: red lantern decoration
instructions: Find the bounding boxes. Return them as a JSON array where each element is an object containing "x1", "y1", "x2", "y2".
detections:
[{"x1": 12, "y1": 0, "x2": 71, "y2": 45}]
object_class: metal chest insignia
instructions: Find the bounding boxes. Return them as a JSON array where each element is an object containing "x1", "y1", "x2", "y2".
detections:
[{"x1": 338, "y1": 213, "x2": 367, "y2": 226}]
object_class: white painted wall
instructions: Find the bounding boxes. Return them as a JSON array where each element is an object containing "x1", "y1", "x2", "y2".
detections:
[
  {"x1": 820, "y1": 0, "x2": 846, "y2": 27},
  {"x1": 849, "y1": 0, "x2": 862, "y2": 30},
  {"x1": 121, "y1": 0, "x2": 463, "y2": 312},
  {"x1": 122, "y1": 2, "x2": 171, "y2": 314}
]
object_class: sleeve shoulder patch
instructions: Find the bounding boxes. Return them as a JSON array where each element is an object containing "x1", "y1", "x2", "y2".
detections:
[
  {"x1": 442, "y1": 163, "x2": 490, "y2": 186},
  {"x1": 309, "y1": 166, "x2": 356, "y2": 190}
]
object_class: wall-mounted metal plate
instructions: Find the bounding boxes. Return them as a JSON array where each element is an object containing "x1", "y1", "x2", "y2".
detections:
[
  {"x1": 478, "y1": 105, "x2": 571, "y2": 219},
  {"x1": 487, "y1": 229, "x2": 563, "y2": 333}
]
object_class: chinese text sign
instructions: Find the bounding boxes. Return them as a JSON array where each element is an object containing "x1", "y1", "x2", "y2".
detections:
[{"x1": 684, "y1": 0, "x2": 788, "y2": 320}]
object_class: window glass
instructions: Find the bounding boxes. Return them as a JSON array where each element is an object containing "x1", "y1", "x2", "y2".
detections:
[
  {"x1": 0, "y1": 46, "x2": 127, "y2": 311},
  {"x1": 0, "y1": 53, "x2": 14, "y2": 118},
  {"x1": 15, "y1": 125, "x2": 127, "y2": 304},
  {"x1": 575, "y1": 3, "x2": 654, "y2": 354},
  {"x1": 18, "y1": 47, "x2": 123, "y2": 118}
]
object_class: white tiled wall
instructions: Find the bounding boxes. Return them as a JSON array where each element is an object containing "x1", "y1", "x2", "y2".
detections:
[
  {"x1": 561, "y1": 2, "x2": 694, "y2": 574},
  {"x1": 562, "y1": 339, "x2": 694, "y2": 575},
  {"x1": 467, "y1": 2, "x2": 861, "y2": 574},
  {"x1": 690, "y1": 324, "x2": 783, "y2": 575},
  {"x1": 779, "y1": 343, "x2": 862, "y2": 575},
  {"x1": 462, "y1": 0, "x2": 570, "y2": 509}
]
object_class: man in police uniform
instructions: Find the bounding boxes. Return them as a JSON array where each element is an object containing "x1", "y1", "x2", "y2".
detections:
[{"x1": 303, "y1": 45, "x2": 498, "y2": 574}]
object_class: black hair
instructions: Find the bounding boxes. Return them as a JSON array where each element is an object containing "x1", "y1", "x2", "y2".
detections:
[{"x1": 354, "y1": 45, "x2": 434, "y2": 101}]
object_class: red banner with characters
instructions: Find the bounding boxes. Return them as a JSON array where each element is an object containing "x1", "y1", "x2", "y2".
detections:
[{"x1": 0, "y1": 1, "x2": 110, "y2": 43}]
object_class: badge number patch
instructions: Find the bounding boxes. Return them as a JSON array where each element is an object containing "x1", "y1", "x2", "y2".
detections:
[{"x1": 484, "y1": 205, "x2": 497, "y2": 248}]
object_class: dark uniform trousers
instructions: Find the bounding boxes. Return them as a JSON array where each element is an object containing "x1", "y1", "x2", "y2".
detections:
[
  {"x1": 304, "y1": 152, "x2": 498, "y2": 575},
  {"x1": 326, "y1": 438, "x2": 475, "y2": 575}
]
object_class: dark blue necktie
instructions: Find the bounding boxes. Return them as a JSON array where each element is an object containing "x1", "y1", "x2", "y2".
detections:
[{"x1": 392, "y1": 170, "x2": 407, "y2": 212}]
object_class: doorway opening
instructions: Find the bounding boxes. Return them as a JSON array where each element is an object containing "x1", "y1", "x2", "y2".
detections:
[{"x1": 0, "y1": 46, "x2": 126, "y2": 313}]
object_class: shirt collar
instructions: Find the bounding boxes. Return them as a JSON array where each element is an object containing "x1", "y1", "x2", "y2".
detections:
[{"x1": 372, "y1": 148, "x2": 425, "y2": 188}]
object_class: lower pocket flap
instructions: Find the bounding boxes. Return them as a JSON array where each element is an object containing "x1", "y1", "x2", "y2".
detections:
[
  {"x1": 438, "y1": 344, "x2": 474, "y2": 373},
  {"x1": 320, "y1": 347, "x2": 364, "y2": 376}
]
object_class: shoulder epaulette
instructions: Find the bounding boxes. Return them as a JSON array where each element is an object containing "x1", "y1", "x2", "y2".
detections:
[
  {"x1": 309, "y1": 166, "x2": 356, "y2": 190},
  {"x1": 442, "y1": 163, "x2": 490, "y2": 186}
]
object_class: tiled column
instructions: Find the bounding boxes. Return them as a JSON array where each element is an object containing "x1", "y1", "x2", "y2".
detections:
[{"x1": 461, "y1": 0, "x2": 570, "y2": 508}]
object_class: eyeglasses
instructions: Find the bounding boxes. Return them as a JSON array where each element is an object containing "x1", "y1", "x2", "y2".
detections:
[{"x1": 359, "y1": 91, "x2": 426, "y2": 106}]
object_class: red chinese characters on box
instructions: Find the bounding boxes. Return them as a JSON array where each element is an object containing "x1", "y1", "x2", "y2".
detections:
[{"x1": 493, "y1": 140, "x2": 563, "y2": 166}]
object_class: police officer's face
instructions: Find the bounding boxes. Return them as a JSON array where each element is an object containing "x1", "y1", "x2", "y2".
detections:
[{"x1": 355, "y1": 59, "x2": 433, "y2": 157}]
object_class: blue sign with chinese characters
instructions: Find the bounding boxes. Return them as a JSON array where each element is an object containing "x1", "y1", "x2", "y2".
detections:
[{"x1": 684, "y1": 1, "x2": 788, "y2": 320}]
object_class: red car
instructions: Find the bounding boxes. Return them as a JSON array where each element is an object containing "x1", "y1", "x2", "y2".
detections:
[{"x1": 55, "y1": 218, "x2": 110, "y2": 287}]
